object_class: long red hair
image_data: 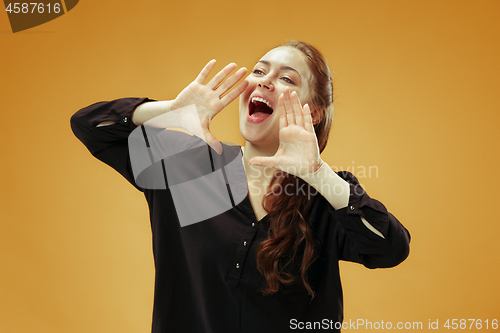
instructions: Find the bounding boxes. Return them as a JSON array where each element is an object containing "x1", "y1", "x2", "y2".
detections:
[{"x1": 256, "y1": 40, "x2": 334, "y2": 299}]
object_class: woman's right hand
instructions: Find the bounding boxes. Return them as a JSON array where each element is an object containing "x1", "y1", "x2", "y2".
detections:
[{"x1": 169, "y1": 60, "x2": 248, "y2": 153}]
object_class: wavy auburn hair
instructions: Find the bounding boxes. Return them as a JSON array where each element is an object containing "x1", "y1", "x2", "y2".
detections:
[{"x1": 256, "y1": 40, "x2": 334, "y2": 299}]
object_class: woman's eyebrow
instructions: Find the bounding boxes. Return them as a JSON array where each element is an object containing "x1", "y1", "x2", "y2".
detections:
[{"x1": 257, "y1": 60, "x2": 302, "y2": 78}]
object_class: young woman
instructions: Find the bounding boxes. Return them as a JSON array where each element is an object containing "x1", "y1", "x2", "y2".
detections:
[{"x1": 71, "y1": 40, "x2": 410, "y2": 333}]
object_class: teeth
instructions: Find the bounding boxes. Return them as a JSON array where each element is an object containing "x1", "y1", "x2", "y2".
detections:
[{"x1": 251, "y1": 97, "x2": 273, "y2": 110}]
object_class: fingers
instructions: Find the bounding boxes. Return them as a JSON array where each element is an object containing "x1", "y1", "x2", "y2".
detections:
[
  {"x1": 290, "y1": 91, "x2": 304, "y2": 127},
  {"x1": 206, "y1": 63, "x2": 237, "y2": 90},
  {"x1": 283, "y1": 90, "x2": 307, "y2": 128},
  {"x1": 284, "y1": 89, "x2": 295, "y2": 126},
  {"x1": 216, "y1": 67, "x2": 247, "y2": 95},
  {"x1": 278, "y1": 93, "x2": 287, "y2": 129},
  {"x1": 209, "y1": 141, "x2": 223, "y2": 155},
  {"x1": 204, "y1": 130, "x2": 223, "y2": 154},
  {"x1": 220, "y1": 71, "x2": 249, "y2": 107},
  {"x1": 248, "y1": 156, "x2": 276, "y2": 168},
  {"x1": 303, "y1": 104, "x2": 315, "y2": 133},
  {"x1": 195, "y1": 59, "x2": 217, "y2": 84}
]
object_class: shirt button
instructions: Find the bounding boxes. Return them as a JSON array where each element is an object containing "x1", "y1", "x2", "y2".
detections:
[
  {"x1": 123, "y1": 117, "x2": 128, "y2": 123},
  {"x1": 243, "y1": 241, "x2": 247, "y2": 247},
  {"x1": 236, "y1": 263, "x2": 240, "y2": 268},
  {"x1": 350, "y1": 206, "x2": 355, "y2": 211},
  {"x1": 252, "y1": 222, "x2": 255, "y2": 227}
]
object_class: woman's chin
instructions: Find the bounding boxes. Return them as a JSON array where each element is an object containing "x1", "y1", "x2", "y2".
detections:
[{"x1": 241, "y1": 131, "x2": 278, "y2": 150}]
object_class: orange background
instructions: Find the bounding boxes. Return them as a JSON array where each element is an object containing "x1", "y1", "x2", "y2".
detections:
[{"x1": 1, "y1": 0, "x2": 499, "y2": 332}]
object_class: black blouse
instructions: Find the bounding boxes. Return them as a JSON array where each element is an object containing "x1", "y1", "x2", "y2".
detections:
[{"x1": 70, "y1": 98, "x2": 410, "y2": 333}]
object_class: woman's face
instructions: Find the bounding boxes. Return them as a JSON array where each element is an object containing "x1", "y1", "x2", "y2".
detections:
[{"x1": 239, "y1": 46, "x2": 313, "y2": 148}]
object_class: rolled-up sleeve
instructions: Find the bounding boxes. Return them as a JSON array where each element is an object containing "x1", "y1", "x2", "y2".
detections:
[
  {"x1": 70, "y1": 97, "x2": 154, "y2": 190},
  {"x1": 329, "y1": 171, "x2": 411, "y2": 268}
]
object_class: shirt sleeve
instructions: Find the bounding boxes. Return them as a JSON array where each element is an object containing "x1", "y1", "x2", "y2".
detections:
[
  {"x1": 328, "y1": 171, "x2": 411, "y2": 268},
  {"x1": 70, "y1": 97, "x2": 155, "y2": 191}
]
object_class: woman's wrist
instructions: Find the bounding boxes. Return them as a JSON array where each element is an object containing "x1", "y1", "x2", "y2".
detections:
[
  {"x1": 302, "y1": 161, "x2": 350, "y2": 210},
  {"x1": 132, "y1": 100, "x2": 174, "y2": 126}
]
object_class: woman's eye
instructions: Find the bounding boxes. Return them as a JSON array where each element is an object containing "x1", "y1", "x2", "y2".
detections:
[
  {"x1": 252, "y1": 69, "x2": 264, "y2": 75},
  {"x1": 281, "y1": 77, "x2": 295, "y2": 85}
]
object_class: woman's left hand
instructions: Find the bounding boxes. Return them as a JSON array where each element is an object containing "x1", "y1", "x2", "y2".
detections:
[{"x1": 248, "y1": 89, "x2": 324, "y2": 179}]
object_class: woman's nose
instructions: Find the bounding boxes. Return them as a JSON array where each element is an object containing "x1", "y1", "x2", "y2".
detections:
[{"x1": 258, "y1": 81, "x2": 274, "y2": 91}]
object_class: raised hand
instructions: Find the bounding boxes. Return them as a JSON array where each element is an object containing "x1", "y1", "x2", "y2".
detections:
[
  {"x1": 170, "y1": 60, "x2": 248, "y2": 152},
  {"x1": 248, "y1": 89, "x2": 323, "y2": 179}
]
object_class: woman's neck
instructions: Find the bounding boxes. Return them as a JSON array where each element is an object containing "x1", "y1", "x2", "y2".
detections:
[{"x1": 242, "y1": 141, "x2": 278, "y2": 185}]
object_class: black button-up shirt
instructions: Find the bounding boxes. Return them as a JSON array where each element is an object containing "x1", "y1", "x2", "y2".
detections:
[{"x1": 70, "y1": 98, "x2": 410, "y2": 333}]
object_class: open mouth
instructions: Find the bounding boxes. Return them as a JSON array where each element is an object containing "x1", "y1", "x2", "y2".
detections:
[{"x1": 248, "y1": 96, "x2": 273, "y2": 121}]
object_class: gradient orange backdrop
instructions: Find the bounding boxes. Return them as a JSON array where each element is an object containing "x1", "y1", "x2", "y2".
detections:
[{"x1": 1, "y1": 0, "x2": 499, "y2": 332}]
